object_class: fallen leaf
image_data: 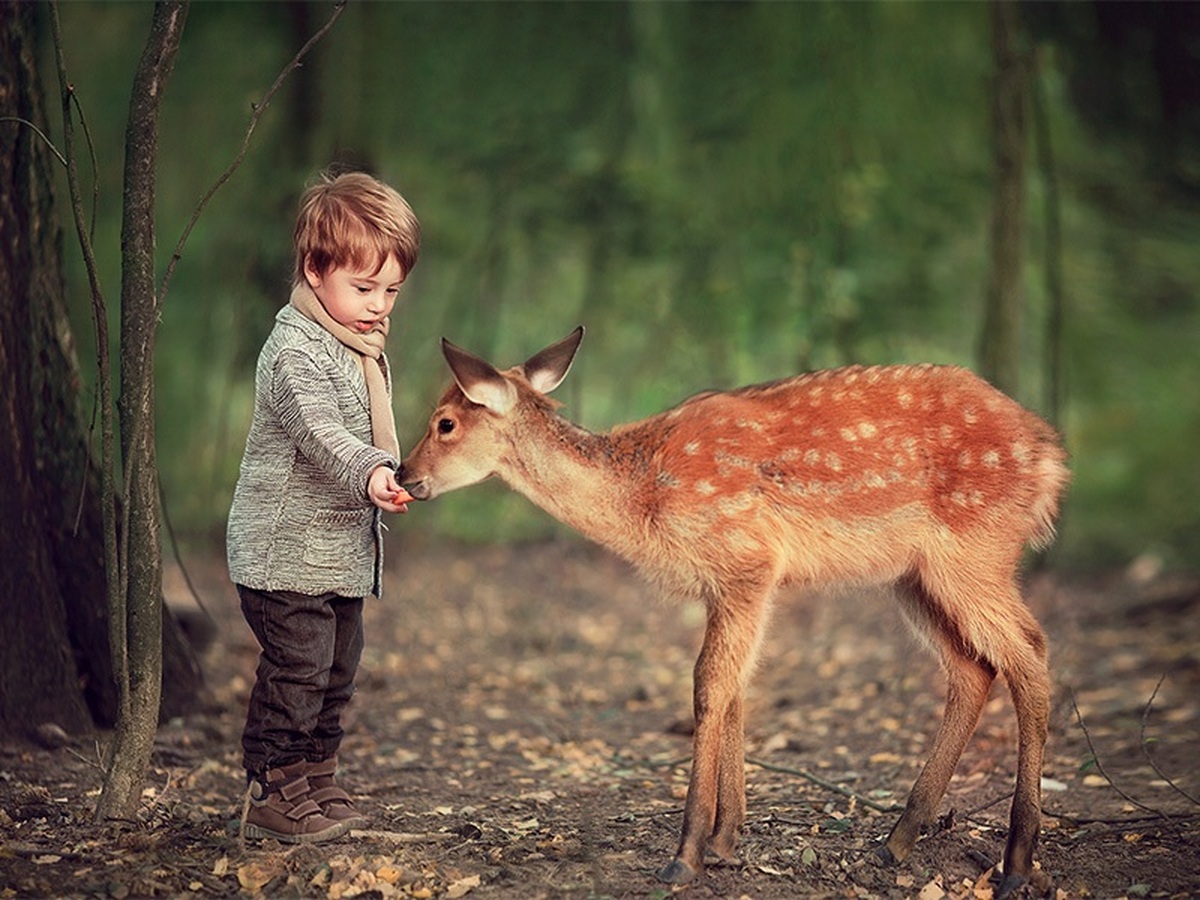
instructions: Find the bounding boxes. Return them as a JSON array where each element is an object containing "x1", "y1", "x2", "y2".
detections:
[
  {"x1": 446, "y1": 874, "x2": 481, "y2": 898},
  {"x1": 237, "y1": 860, "x2": 283, "y2": 894},
  {"x1": 756, "y1": 864, "x2": 792, "y2": 876},
  {"x1": 376, "y1": 864, "x2": 404, "y2": 885}
]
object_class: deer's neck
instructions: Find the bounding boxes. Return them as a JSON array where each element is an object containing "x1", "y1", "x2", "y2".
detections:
[{"x1": 497, "y1": 411, "x2": 650, "y2": 557}]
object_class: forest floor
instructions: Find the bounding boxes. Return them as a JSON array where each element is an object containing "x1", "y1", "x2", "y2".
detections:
[{"x1": 2, "y1": 537, "x2": 1198, "y2": 899}]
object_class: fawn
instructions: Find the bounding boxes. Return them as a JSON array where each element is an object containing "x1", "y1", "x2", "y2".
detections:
[{"x1": 399, "y1": 327, "x2": 1069, "y2": 897}]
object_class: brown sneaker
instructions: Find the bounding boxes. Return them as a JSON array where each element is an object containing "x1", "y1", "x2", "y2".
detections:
[
  {"x1": 243, "y1": 759, "x2": 348, "y2": 843},
  {"x1": 305, "y1": 756, "x2": 369, "y2": 829}
]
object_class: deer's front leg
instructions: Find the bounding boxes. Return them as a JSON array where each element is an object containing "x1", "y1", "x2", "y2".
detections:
[
  {"x1": 656, "y1": 688, "x2": 725, "y2": 884},
  {"x1": 658, "y1": 596, "x2": 766, "y2": 885}
]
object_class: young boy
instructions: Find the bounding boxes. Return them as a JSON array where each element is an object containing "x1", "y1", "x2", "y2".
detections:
[{"x1": 226, "y1": 170, "x2": 420, "y2": 843}]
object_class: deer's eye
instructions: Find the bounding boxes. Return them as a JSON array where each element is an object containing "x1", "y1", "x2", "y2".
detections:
[{"x1": 437, "y1": 418, "x2": 455, "y2": 435}]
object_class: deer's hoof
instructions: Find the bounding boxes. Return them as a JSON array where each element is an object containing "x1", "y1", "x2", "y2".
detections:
[
  {"x1": 657, "y1": 858, "x2": 698, "y2": 884},
  {"x1": 993, "y1": 869, "x2": 1029, "y2": 900},
  {"x1": 710, "y1": 831, "x2": 740, "y2": 861},
  {"x1": 874, "y1": 844, "x2": 900, "y2": 867}
]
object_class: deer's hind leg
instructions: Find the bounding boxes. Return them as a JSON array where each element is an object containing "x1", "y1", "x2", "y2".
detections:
[
  {"x1": 995, "y1": 596, "x2": 1050, "y2": 897},
  {"x1": 711, "y1": 691, "x2": 746, "y2": 859},
  {"x1": 880, "y1": 571, "x2": 997, "y2": 865},
  {"x1": 882, "y1": 565, "x2": 1050, "y2": 898}
]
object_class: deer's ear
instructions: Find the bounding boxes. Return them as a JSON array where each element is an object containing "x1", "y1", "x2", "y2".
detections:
[
  {"x1": 442, "y1": 338, "x2": 518, "y2": 415},
  {"x1": 523, "y1": 326, "x2": 584, "y2": 395}
]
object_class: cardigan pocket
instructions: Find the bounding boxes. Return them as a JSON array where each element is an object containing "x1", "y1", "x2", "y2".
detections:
[{"x1": 302, "y1": 508, "x2": 375, "y2": 570}]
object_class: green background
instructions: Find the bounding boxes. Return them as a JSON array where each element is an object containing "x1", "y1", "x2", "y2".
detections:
[{"x1": 45, "y1": 1, "x2": 1200, "y2": 569}]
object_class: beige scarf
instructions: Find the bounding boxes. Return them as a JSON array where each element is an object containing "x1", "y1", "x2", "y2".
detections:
[{"x1": 289, "y1": 282, "x2": 400, "y2": 459}]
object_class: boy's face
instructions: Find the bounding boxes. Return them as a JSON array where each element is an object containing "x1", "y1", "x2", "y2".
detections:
[{"x1": 304, "y1": 254, "x2": 405, "y2": 333}]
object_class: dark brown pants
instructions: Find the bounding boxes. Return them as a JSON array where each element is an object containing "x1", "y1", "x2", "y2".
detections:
[{"x1": 237, "y1": 585, "x2": 364, "y2": 776}]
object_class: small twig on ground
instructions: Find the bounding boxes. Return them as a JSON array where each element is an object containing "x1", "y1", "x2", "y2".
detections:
[
  {"x1": 64, "y1": 740, "x2": 106, "y2": 772},
  {"x1": 746, "y1": 757, "x2": 903, "y2": 813},
  {"x1": 1070, "y1": 689, "x2": 1171, "y2": 822},
  {"x1": 1140, "y1": 673, "x2": 1200, "y2": 807},
  {"x1": 1044, "y1": 810, "x2": 1200, "y2": 827},
  {"x1": 964, "y1": 790, "x2": 1012, "y2": 818},
  {"x1": 635, "y1": 754, "x2": 692, "y2": 770},
  {"x1": 350, "y1": 829, "x2": 463, "y2": 844},
  {"x1": 238, "y1": 786, "x2": 252, "y2": 851}
]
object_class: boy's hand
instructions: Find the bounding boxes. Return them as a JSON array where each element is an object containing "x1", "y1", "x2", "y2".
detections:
[{"x1": 369, "y1": 465, "x2": 413, "y2": 513}]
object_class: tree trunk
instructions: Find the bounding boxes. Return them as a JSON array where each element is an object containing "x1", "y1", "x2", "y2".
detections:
[
  {"x1": 1032, "y1": 47, "x2": 1065, "y2": 429},
  {"x1": 0, "y1": 0, "x2": 201, "y2": 744},
  {"x1": 978, "y1": 0, "x2": 1029, "y2": 398},
  {"x1": 95, "y1": 0, "x2": 190, "y2": 823},
  {"x1": 0, "y1": 0, "x2": 95, "y2": 738}
]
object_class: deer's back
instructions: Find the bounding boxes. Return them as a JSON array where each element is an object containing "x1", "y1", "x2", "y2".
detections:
[{"x1": 607, "y1": 364, "x2": 1067, "y2": 594}]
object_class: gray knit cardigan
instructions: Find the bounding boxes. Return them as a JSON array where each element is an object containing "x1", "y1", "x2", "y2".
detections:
[{"x1": 226, "y1": 305, "x2": 399, "y2": 598}]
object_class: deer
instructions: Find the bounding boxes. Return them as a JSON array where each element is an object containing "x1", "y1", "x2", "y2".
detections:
[{"x1": 398, "y1": 326, "x2": 1069, "y2": 898}]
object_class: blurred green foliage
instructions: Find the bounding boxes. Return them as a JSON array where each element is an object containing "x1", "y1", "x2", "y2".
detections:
[{"x1": 42, "y1": 1, "x2": 1200, "y2": 569}]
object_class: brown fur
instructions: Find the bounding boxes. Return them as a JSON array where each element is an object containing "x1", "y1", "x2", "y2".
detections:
[{"x1": 399, "y1": 329, "x2": 1069, "y2": 895}]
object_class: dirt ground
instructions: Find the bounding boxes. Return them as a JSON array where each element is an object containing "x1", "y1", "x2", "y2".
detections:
[{"x1": 2, "y1": 537, "x2": 1198, "y2": 899}]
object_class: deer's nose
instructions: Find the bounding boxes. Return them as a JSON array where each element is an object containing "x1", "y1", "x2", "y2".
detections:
[{"x1": 397, "y1": 466, "x2": 430, "y2": 501}]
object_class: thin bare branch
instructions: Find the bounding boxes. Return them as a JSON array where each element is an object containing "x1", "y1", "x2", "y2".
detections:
[
  {"x1": 1139, "y1": 674, "x2": 1200, "y2": 807},
  {"x1": 48, "y1": 0, "x2": 125, "y2": 710},
  {"x1": 1070, "y1": 690, "x2": 1170, "y2": 821},
  {"x1": 746, "y1": 757, "x2": 903, "y2": 813},
  {"x1": 68, "y1": 91, "x2": 101, "y2": 241},
  {"x1": 157, "y1": 0, "x2": 348, "y2": 304},
  {"x1": 0, "y1": 116, "x2": 67, "y2": 165}
]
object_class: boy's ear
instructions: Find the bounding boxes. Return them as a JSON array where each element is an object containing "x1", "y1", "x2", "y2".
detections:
[{"x1": 302, "y1": 254, "x2": 322, "y2": 288}]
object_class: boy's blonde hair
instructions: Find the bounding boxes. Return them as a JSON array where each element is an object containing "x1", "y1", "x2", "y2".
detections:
[{"x1": 293, "y1": 171, "x2": 421, "y2": 287}]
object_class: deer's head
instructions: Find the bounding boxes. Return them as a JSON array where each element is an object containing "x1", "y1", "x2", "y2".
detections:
[{"x1": 399, "y1": 327, "x2": 584, "y2": 500}]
